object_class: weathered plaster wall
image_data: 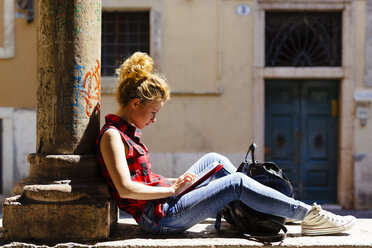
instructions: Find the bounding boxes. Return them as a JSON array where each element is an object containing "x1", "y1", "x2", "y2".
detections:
[
  {"x1": 101, "y1": 0, "x2": 254, "y2": 154},
  {"x1": 0, "y1": 0, "x2": 37, "y2": 108},
  {"x1": 101, "y1": 0, "x2": 253, "y2": 177},
  {"x1": 13, "y1": 109, "x2": 36, "y2": 184},
  {"x1": 0, "y1": 108, "x2": 36, "y2": 195},
  {"x1": 1, "y1": 0, "x2": 371, "y2": 208},
  {"x1": 353, "y1": 0, "x2": 372, "y2": 209},
  {"x1": 365, "y1": 0, "x2": 372, "y2": 86},
  {"x1": 354, "y1": 153, "x2": 372, "y2": 209}
]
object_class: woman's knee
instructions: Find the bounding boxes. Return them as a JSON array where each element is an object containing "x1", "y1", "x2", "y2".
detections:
[
  {"x1": 232, "y1": 172, "x2": 247, "y2": 184},
  {"x1": 209, "y1": 152, "x2": 236, "y2": 168},
  {"x1": 225, "y1": 172, "x2": 247, "y2": 197},
  {"x1": 201, "y1": 152, "x2": 226, "y2": 164},
  {"x1": 204, "y1": 152, "x2": 225, "y2": 160},
  {"x1": 198, "y1": 152, "x2": 236, "y2": 175}
]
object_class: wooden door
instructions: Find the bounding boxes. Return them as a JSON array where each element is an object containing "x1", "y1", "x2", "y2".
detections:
[{"x1": 265, "y1": 80, "x2": 338, "y2": 203}]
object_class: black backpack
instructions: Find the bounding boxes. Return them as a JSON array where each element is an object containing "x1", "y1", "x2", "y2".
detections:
[{"x1": 216, "y1": 143, "x2": 294, "y2": 243}]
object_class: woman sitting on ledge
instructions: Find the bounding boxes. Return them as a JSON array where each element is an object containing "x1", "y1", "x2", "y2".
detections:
[{"x1": 96, "y1": 52, "x2": 356, "y2": 235}]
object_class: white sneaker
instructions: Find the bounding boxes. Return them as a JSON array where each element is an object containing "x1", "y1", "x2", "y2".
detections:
[{"x1": 301, "y1": 203, "x2": 356, "y2": 236}]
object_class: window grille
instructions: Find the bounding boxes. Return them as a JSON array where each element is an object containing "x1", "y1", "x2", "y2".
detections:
[
  {"x1": 102, "y1": 11, "x2": 150, "y2": 76},
  {"x1": 265, "y1": 12, "x2": 342, "y2": 67}
]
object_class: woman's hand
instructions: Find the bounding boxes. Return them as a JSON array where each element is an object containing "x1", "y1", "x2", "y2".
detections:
[{"x1": 172, "y1": 172, "x2": 196, "y2": 195}]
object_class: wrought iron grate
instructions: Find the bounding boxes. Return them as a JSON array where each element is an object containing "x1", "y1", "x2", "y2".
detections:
[
  {"x1": 102, "y1": 11, "x2": 150, "y2": 76},
  {"x1": 265, "y1": 12, "x2": 342, "y2": 67}
]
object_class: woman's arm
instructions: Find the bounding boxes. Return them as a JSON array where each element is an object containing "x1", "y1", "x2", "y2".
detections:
[{"x1": 100, "y1": 129, "x2": 195, "y2": 200}]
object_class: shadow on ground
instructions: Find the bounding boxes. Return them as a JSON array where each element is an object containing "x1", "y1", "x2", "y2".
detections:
[
  {"x1": 0, "y1": 218, "x2": 242, "y2": 247},
  {"x1": 0, "y1": 208, "x2": 371, "y2": 247}
]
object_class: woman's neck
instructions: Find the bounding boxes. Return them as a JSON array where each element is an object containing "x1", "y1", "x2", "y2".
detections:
[{"x1": 114, "y1": 106, "x2": 133, "y2": 125}]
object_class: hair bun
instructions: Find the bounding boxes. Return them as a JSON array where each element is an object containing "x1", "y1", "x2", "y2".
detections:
[
  {"x1": 119, "y1": 52, "x2": 153, "y2": 82},
  {"x1": 116, "y1": 52, "x2": 170, "y2": 106}
]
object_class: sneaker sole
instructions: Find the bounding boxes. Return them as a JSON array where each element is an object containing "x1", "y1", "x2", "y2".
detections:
[{"x1": 302, "y1": 217, "x2": 357, "y2": 236}]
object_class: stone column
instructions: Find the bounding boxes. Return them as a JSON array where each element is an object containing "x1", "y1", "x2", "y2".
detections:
[{"x1": 2, "y1": 0, "x2": 117, "y2": 241}]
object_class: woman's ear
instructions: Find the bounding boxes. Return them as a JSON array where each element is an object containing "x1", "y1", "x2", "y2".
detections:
[{"x1": 130, "y1": 98, "x2": 140, "y2": 109}]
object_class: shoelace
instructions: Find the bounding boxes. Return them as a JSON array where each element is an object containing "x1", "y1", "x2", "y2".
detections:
[{"x1": 313, "y1": 205, "x2": 343, "y2": 224}]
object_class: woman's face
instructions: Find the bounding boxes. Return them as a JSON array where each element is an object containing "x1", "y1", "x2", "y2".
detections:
[{"x1": 131, "y1": 100, "x2": 163, "y2": 129}]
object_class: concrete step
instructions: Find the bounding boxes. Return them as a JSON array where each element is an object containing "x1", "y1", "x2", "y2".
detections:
[{"x1": 1, "y1": 218, "x2": 372, "y2": 247}]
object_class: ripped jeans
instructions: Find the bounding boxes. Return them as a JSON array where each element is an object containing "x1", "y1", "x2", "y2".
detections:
[{"x1": 138, "y1": 152, "x2": 311, "y2": 234}]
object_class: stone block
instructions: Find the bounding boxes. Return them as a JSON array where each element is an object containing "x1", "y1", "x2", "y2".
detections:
[{"x1": 2, "y1": 195, "x2": 117, "y2": 242}]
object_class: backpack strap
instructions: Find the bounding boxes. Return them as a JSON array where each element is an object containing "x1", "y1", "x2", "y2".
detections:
[
  {"x1": 245, "y1": 232, "x2": 287, "y2": 243},
  {"x1": 214, "y1": 210, "x2": 288, "y2": 243},
  {"x1": 245, "y1": 219, "x2": 287, "y2": 243},
  {"x1": 215, "y1": 211, "x2": 222, "y2": 230}
]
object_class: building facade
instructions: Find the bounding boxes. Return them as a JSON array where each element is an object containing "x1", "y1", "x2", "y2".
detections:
[{"x1": 1, "y1": 0, "x2": 371, "y2": 209}]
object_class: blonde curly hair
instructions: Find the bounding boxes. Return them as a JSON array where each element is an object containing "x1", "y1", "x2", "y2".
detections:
[{"x1": 115, "y1": 52, "x2": 170, "y2": 106}]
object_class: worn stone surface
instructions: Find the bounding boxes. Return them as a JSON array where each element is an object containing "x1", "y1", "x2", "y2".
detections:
[
  {"x1": 2, "y1": 153, "x2": 117, "y2": 241},
  {"x1": 37, "y1": 0, "x2": 101, "y2": 155},
  {"x1": 12, "y1": 179, "x2": 110, "y2": 203},
  {"x1": 27, "y1": 154, "x2": 101, "y2": 180},
  {"x1": 3, "y1": 155, "x2": 117, "y2": 241},
  {"x1": 366, "y1": 0, "x2": 372, "y2": 86},
  {"x1": 2, "y1": 195, "x2": 116, "y2": 242},
  {"x1": 3, "y1": 153, "x2": 117, "y2": 241},
  {"x1": 1, "y1": 0, "x2": 117, "y2": 242},
  {"x1": 354, "y1": 153, "x2": 372, "y2": 209},
  {"x1": 0, "y1": 217, "x2": 372, "y2": 247}
]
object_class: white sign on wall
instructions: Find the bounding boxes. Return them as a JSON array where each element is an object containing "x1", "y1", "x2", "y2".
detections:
[
  {"x1": 354, "y1": 90, "x2": 372, "y2": 101},
  {"x1": 236, "y1": 4, "x2": 251, "y2": 16}
]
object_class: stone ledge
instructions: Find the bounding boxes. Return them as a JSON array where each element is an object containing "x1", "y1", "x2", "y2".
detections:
[
  {"x1": 11, "y1": 179, "x2": 110, "y2": 203},
  {"x1": 2, "y1": 195, "x2": 116, "y2": 242},
  {"x1": 1, "y1": 218, "x2": 371, "y2": 247},
  {"x1": 28, "y1": 153, "x2": 101, "y2": 180}
]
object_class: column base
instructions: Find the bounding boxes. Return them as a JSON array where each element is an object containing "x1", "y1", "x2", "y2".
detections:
[
  {"x1": 3, "y1": 194, "x2": 117, "y2": 242},
  {"x1": 2, "y1": 153, "x2": 118, "y2": 242}
]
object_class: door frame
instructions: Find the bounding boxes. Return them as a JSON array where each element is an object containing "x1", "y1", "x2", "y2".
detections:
[{"x1": 253, "y1": 0, "x2": 355, "y2": 208}]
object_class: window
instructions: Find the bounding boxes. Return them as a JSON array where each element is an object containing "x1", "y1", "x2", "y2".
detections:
[
  {"x1": 265, "y1": 12, "x2": 342, "y2": 67},
  {"x1": 101, "y1": 11, "x2": 150, "y2": 76}
]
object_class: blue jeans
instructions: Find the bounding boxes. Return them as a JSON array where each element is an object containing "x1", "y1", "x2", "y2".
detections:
[{"x1": 138, "y1": 152, "x2": 312, "y2": 234}]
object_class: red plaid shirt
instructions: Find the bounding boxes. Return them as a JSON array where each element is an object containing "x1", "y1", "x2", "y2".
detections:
[{"x1": 96, "y1": 114, "x2": 172, "y2": 224}]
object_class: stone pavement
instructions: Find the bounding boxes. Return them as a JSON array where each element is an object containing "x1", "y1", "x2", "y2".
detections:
[{"x1": 0, "y1": 207, "x2": 371, "y2": 248}]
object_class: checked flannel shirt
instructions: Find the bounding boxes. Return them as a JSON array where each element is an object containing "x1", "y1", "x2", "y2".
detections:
[{"x1": 96, "y1": 114, "x2": 172, "y2": 224}]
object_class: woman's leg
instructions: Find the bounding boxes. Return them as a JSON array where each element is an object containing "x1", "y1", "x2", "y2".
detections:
[
  {"x1": 139, "y1": 172, "x2": 311, "y2": 234},
  {"x1": 185, "y1": 152, "x2": 237, "y2": 182}
]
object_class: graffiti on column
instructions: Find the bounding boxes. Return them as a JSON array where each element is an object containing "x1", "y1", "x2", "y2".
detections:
[
  {"x1": 81, "y1": 59, "x2": 101, "y2": 117},
  {"x1": 47, "y1": 0, "x2": 102, "y2": 132},
  {"x1": 48, "y1": 1, "x2": 84, "y2": 38},
  {"x1": 96, "y1": 2, "x2": 101, "y2": 23},
  {"x1": 61, "y1": 60, "x2": 101, "y2": 132}
]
